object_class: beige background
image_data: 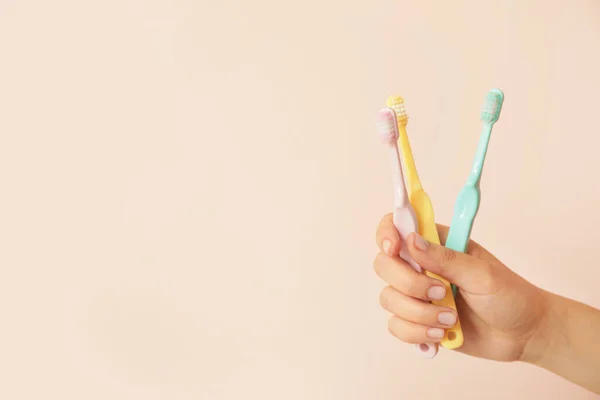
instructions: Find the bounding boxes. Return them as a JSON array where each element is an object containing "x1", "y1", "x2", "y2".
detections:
[{"x1": 0, "y1": 0, "x2": 599, "y2": 399}]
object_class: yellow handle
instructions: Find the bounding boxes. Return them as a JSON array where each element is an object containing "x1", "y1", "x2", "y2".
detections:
[
  {"x1": 415, "y1": 205, "x2": 464, "y2": 349},
  {"x1": 394, "y1": 123, "x2": 464, "y2": 349},
  {"x1": 387, "y1": 96, "x2": 464, "y2": 348}
]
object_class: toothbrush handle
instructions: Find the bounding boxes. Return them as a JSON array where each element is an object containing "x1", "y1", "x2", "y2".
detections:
[
  {"x1": 466, "y1": 124, "x2": 493, "y2": 186},
  {"x1": 445, "y1": 226, "x2": 470, "y2": 298},
  {"x1": 445, "y1": 185, "x2": 479, "y2": 296},
  {"x1": 445, "y1": 217, "x2": 472, "y2": 253},
  {"x1": 448, "y1": 122, "x2": 491, "y2": 295},
  {"x1": 397, "y1": 125, "x2": 423, "y2": 194},
  {"x1": 389, "y1": 145, "x2": 410, "y2": 208}
]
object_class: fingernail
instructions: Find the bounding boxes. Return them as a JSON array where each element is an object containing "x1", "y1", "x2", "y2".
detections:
[
  {"x1": 427, "y1": 286, "x2": 446, "y2": 300},
  {"x1": 382, "y1": 239, "x2": 391, "y2": 254},
  {"x1": 413, "y1": 234, "x2": 429, "y2": 251},
  {"x1": 427, "y1": 328, "x2": 445, "y2": 339},
  {"x1": 438, "y1": 312, "x2": 457, "y2": 326}
]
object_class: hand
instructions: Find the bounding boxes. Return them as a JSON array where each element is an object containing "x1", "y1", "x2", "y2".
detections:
[{"x1": 373, "y1": 213, "x2": 548, "y2": 362}]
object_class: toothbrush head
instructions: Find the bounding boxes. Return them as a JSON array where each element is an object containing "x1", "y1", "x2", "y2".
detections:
[
  {"x1": 480, "y1": 88, "x2": 504, "y2": 124},
  {"x1": 377, "y1": 108, "x2": 399, "y2": 144},
  {"x1": 386, "y1": 96, "x2": 408, "y2": 126}
]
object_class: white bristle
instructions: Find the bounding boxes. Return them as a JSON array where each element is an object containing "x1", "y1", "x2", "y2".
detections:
[
  {"x1": 377, "y1": 108, "x2": 399, "y2": 143},
  {"x1": 387, "y1": 96, "x2": 408, "y2": 125},
  {"x1": 391, "y1": 103, "x2": 407, "y2": 119},
  {"x1": 480, "y1": 89, "x2": 504, "y2": 123}
]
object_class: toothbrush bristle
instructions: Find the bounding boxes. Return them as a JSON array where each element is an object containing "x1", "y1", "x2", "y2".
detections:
[
  {"x1": 386, "y1": 95, "x2": 408, "y2": 126},
  {"x1": 480, "y1": 89, "x2": 504, "y2": 123},
  {"x1": 377, "y1": 108, "x2": 399, "y2": 143}
]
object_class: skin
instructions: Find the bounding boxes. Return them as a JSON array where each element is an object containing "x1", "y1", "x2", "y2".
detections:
[{"x1": 374, "y1": 213, "x2": 600, "y2": 394}]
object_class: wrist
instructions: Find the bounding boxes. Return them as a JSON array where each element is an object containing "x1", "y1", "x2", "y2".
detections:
[
  {"x1": 520, "y1": 290, "x2": 564, "y2": 366},
  {"x1": 520, "y1": 290, "x2": 600, "y2": 394}
]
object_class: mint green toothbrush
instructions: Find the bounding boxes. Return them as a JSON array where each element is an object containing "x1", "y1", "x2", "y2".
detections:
[{"x1": 446, "y1": 89, "x2": 504, "y2": 297}]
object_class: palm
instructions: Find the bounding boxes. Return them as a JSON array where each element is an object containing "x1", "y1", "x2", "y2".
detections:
[{"x1": 448, "y1": 247, "x2": 547, "y2": 361}]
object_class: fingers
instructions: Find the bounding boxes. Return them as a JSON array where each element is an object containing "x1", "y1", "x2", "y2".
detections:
[
  {"x1": 375, "y1": 213, "x2": 401, "y2": 256},
  {"x1": 374, "y1": 252, "x2": 448, "y2": 301},
  {"x1": 375, "y1": 218, "x2": 462, "y2": 349},
  {"x1": 406, "y1": 232, "x2": 498, "y2": 294},
  {"x1": 380, "y1": 286, "x2": 458, "y2": 329},
  {"x1": 436, "y1": 223, "x2": 489, "y2": 259},
  {"x1": 388, "y1": 316, "x2": 447, "y2": 344}
]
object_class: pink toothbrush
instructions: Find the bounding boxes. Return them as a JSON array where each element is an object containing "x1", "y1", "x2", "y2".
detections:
[{"x1": 377, "y1": 107, "x2": 438, "y2": 359}]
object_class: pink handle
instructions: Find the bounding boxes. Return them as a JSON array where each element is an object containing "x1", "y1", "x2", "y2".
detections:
[{"x1": 394, "y1": 210, "x2": 438, "y2": 359}]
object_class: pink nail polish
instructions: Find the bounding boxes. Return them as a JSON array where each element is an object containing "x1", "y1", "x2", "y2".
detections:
[
  {"x1": 427, "y1": 286, "x2": 446, "y2": 300},
  {"x1": 382, "y1": 239, "x2": 391, "y2": 254},
  {"x1": 438, "y1": 312, "x2": 457, "y2": 326},
  {"x1": 414, "y1": 234, "x2": 428, "y2": 251},
  {"x1": 427, "y1": 328, "x2": 445, "y2": 339}
]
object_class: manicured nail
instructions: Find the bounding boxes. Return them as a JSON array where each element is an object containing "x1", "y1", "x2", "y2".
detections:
[
  {"x1": 427, "y1": 328, "x2": 445, "y2": 339},
  {"x1": 413, "y1": 234, "x2": 428, "y2": 251},
  {"x1": 438, "y1": 312, "x2": 457, "y2": 326},
  {"x1": 427, "y1": 286, "x2": 446, "y2": 300},
  {"x1": 382, "y1": 239, "x2": 391, "y2": 254}
]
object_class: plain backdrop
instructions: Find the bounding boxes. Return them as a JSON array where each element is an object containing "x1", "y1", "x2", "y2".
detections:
[{"x1": 1, "y1": 0, "x2": 599, "y2": 399}]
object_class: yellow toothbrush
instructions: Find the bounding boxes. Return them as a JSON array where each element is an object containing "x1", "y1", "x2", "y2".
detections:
[{"x1": 386, "y1": 95, "x2": 464, "y2": 349}]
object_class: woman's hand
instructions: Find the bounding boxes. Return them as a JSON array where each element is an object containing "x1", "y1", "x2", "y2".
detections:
[{"x1": 373, "y1": 213, "x2": 548, "y2": 362}]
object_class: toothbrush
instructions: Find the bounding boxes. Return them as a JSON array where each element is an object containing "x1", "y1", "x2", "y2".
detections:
[
  {"x1": 377, "y1": 107, "x2": 438, "y2": 359},
  {"x1": 445, "y1": 88, "x2": 504, "y2": 297},
  {"x1": 386, "y1": 95, "x2": 464, "y2": 350}
]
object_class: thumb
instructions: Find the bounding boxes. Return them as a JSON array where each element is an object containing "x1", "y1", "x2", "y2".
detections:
[
  {"x1": 406, "y1": 232, "x2": 496, "y2": 295},
  {"x1": 376, "y1": 213, "x2": 402, "y2": 256}
]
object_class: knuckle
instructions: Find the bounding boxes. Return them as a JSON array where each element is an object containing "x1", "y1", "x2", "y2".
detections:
[
  {"x1": 405, "y1": 270, "x2": 419, "y2": 289},
  {"x1": 373, "y1": 252, "x2": 387, "y2": 275},
  {"x1": 387, "y1": 316, "x2": 395, "y2": 331},
  {"x1": 387, "y1": 316, "x2": 402, "y2": 337},
  {"x1": 478, "y1": 261, "x2": 499, "y2": 292},
  {"x1": 406, "y1": 273, "x2": 427, "y2": 298},
  {"x1": 379, "y1": 287, "x2": 392, "y2": 309},
  {"x1": 416, "y1": 303, "x2": 431, "y2": 323},
  {"x1": 387, "y1": 317, "x2": 416, "y2": 343},
  {"x1": 442, "y1": 247, "x2": 457, "y2": 263}
]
